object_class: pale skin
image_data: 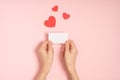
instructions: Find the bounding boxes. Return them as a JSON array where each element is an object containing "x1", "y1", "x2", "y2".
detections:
[{"x1": 36, "y1": 40, "x2": 79, "y2": 80}]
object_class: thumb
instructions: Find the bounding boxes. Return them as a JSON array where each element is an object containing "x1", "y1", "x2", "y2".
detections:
[
  {"x1": 65, "y1": 41, "x2": 70, "y2": 53},
  {"x1": 48, "y1": 41, "x2": 54, "y2": 53}
]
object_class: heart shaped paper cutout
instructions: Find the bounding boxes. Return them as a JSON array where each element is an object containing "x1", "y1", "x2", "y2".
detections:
[
  {"x1": 63, "y1": 12, "x2": 70, "y2": 19},
  {"x1": 52, "y1": 5, "x2": 58, "y2": 12},
  {"x1": 44, "y1": 16, "x2": 56, "y2": 27}
]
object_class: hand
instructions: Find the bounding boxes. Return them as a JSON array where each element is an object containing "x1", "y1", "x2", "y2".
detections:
[
  {"x1": 36, "y1": 41, "x2": 54, "y2": 80},
  {"x1": 39, "y1": 41, "x2": 54, "y2": 72},
  {"x1": 63, "y1": 40, "x2": 79, "y2": 80}
]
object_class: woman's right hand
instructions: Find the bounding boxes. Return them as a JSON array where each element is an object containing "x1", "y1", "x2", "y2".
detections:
[{"x1": 63, "y1": 40, "x2": 79, "y2": 80}]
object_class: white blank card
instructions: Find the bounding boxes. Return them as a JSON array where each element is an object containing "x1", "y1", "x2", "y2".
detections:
[{"x1": 48, "y1": 32, "x2": 68, "y2": 44}]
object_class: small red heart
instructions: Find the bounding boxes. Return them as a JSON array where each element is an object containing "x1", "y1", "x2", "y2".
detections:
[
  {"x1": 63, "y1": 12, "x2": 70, "y2": 19},
  {"x1": 52, "y1": 5, "x2": 58, "y2": 12},
  {"x1": 44, "y1": 16, "x2": 56, "y2": 27}
]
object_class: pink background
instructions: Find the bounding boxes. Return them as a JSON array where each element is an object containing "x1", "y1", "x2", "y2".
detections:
[{"x1": 0, "y1": 0, "x2": 120, "y2": 80}]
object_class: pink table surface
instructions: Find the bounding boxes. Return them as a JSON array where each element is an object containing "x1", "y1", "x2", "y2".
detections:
[{"x1": 0, "y1": 0, "x2": 120, "y2": 80}]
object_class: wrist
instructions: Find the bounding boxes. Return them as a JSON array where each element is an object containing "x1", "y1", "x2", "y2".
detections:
[
  {"x1": 67, "y1": 66, "x2": 76, "y2": 74},
  {"x1": 42, "y1": 64, "x2": 51, "y2": 73},
  {"x1": 36, "y1": 69, "x2": 49, "y2": 80},
  {"x1": 36, "y1": 72, "x2": 47, "y2": 80},
  {"x1": 68, "y1": 69, "x2": 79, "y2": 80}
]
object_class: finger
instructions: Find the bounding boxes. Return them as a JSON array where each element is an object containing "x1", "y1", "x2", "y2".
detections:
[
  {"x1": 65, "y1": 41, "x2": 70, "y2": 53},
  {"x1": 69, "y1": 40, "x2": 77, "y2": 51},
  {"x1": 40, "y1": 41, "x2": 49, "y2": 50},
  {"x1": 48, "y1": 41, "x2": 54, "y2": 53},
  {"x1": 62, "y1": 44, "x2": 65, "y2": 56}
]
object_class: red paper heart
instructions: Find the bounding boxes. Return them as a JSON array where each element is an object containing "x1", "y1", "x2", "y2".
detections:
[
  {"x1": 44, "y1": 16, "x2": 56, "y2": 27},
  {"x1": 52, "y1": 5, "x2": 58, "y2": 12},
  {"x1": 63, "y1": 12, "x2": 70, "y2": 19}
]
